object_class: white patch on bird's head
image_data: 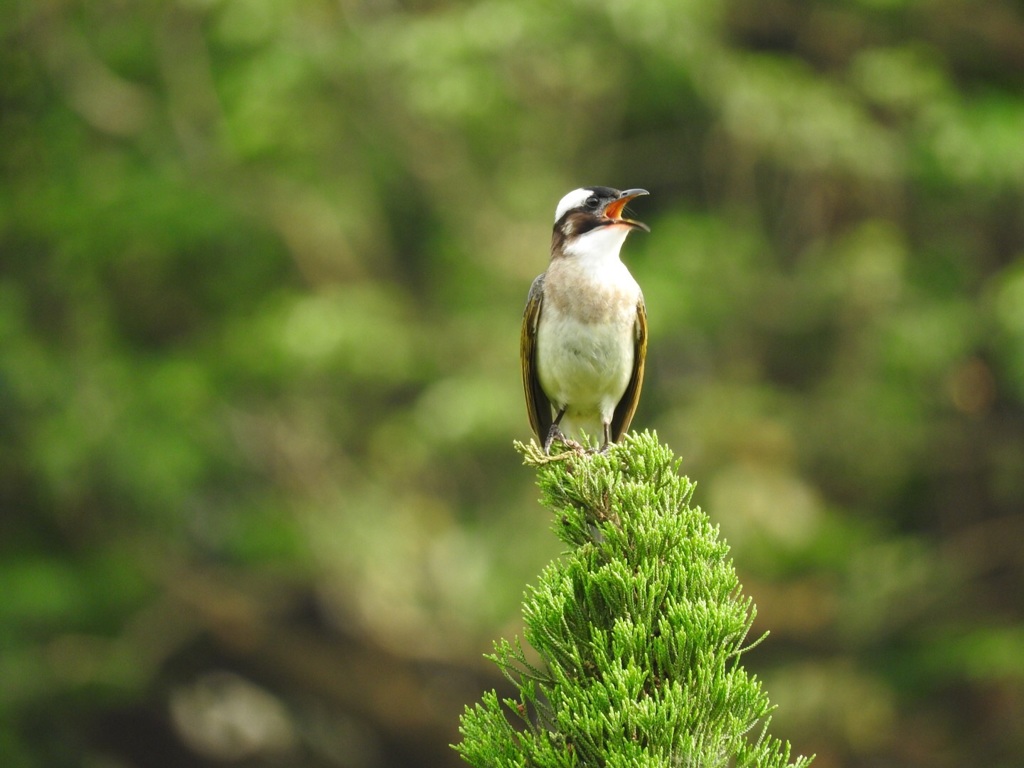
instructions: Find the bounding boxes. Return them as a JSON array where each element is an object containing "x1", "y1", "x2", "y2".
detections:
[{"x1": 554, "y1": 188, "x2": 595, "y2": 223}]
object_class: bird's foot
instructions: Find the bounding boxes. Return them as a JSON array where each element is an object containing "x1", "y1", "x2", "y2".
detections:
[
  {"x1": 542, "y1": 425, "x2": 565, "y2": 454},
  {"x1": 544, "y1": 426, "x2": 588, "y2": 455}
]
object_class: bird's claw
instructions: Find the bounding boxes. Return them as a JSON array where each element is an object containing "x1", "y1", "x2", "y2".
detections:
[
  {"x1": 543, "y1": 426, "x2": 591, "y2": 455},
  {"x1": 542, "y1": 425, "x2": 565, "y2": 454}
]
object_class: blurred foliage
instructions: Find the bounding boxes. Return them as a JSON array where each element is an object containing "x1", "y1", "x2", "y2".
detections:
[{"x1": 1, "y1": 0, "x2": 1022, "y2": 766}]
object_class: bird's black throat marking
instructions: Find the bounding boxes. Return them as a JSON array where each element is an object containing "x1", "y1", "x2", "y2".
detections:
[{"x1": 550, "y1": 211, "x2": 616, "y2": 257}]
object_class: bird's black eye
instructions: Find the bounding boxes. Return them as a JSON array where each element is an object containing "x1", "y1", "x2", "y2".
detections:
[{"x1": 584, "y1": 195, "x2": 600, "y2": 211}]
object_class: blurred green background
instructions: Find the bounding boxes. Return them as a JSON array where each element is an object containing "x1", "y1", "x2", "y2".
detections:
[{"x1": 2, "y1": 0, "x2": 1023, "y2": 766}]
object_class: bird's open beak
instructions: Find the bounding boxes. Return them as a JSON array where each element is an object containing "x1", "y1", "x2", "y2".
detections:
[{"x1": 602, "y1": 189, "x2": 650, "y2": 232}]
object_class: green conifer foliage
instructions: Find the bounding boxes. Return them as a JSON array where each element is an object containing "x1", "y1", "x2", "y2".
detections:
[{"x1": 457, "y1": 432, "x2": 812, "y2": 768}]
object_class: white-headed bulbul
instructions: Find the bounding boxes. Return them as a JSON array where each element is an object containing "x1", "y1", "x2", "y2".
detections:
[{"x1": 521, "y1": 186, "x2": 649, "y2": 452}]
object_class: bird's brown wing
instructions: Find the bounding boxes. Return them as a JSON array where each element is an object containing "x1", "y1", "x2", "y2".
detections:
[
  {"x1": 610, "y1": 296, "x2": 647, "y2": 442},
  {"x1": 521, "y1": 274, "x2": 552, "y2": 443}
]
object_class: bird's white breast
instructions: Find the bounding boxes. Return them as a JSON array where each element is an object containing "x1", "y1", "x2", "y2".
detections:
[
  {"x1": 535, "y1": 230, "x2": 641, "y2": 437},
  {"x1": 536, "y1": 303, "x2": 636, "y2": 405}
]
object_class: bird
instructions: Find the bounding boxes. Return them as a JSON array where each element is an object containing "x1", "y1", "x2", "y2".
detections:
[{"x1": 521, "y1": 186, "x2": 649, "y2": 453}]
